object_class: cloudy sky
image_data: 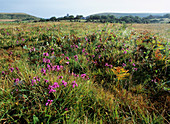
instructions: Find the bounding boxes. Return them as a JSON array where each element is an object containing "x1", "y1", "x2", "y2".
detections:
[{"x1": 0, "y1": 0, "x2": 170, "y2": 18}]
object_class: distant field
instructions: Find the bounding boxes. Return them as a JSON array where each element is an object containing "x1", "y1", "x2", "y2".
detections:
[
  {"x1": 129, "y1": 23, "x2": 170, "y2": 41},
  {"x1": 0, "y1": 19, "x2": 17, "y2": 22}
]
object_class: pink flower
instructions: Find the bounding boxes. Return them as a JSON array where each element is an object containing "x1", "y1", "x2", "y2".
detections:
[
  {"x1": 129, "y1": 59, "x2": 132, "y2": 62},
  {"x1": 53, "y1": 82, "x2": 60, "y2": 88},
  {"x1": 44, "y1": 79, "x2": 49, "y2": 83},
  {"x1": 109, "y1": 65, "x2": 113, "y2": 68},
  {"x1": 123, "y1": 51, "x2": 127, "y2": 54},
  {"x1": 31, "y1": 79, "x2": 37, "y2": 86},
  {"x1": 132, "y1": 63, "x2": 136, "y2": 66},
  {"x1": 82, "y1": 48, "x2": 85, "y2": 53},
  {"x1": 2, "y1": 71, "x2": 5, "y2": 75},
  {"x1": 62, "y1": 80, "x2": 67, "y2": 87},
  {"x1": 43, "y1": 58, "x2": 46, "y2": 63},
  {"x1": 85, "y1": 37, "x2": 88, "y2": 41},
  {"x1": 122, "y1": 63, "x2": 126, "y2": 67},
  {"x1": 66, "y1": 57, "x2": 70, "y2": 60},
  {"x1": 74, "y1": 55, "x2": 78, "y2": 59},
  {"x1": 66, "y1": 61, "x2": 69, "y2": 65},
  {"x1": 57, "y1": 76, "x2": 63, "y2": 79},
  {"x1": 46, "y1": 100, "x2": 53, "y2": 106},
  {"x1": 134, "y1": 68, "x2": 138, "y2": 71},
  {"x1": 9, "y1": 67, "x2": 14, "y2": 72},
  {"x1": 72, "y1": 81, "x2": 78, "y2": 88},
  {"x1": 105, "y1": 63, "x2": 109, "y2": 66},
  {"x1": 46, "y1": 59, "x2": 51, "y2": 63},
  {"x1": 43, "y1": 52, "x2": 49, "y2": 56}
]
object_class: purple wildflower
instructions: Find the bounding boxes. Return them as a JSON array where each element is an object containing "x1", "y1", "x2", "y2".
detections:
[
  {"x1": 46, "y1": 100, "x2": 53, "y2": 106},
  {"x1": 43, "y1": 52, "x2": 49, "y2": 56},
  {"x1": 66, "y1": 57, "x2": 70, "y2": 60},
  {"x1": 109, "y1": 65, "x2": 113, "y2": 68},
  {"x1": 123, "y1": 51, "x2": 127, "y2": 54},
  {"x1": 122, "y1": 63, "x2": 126, "y2": 67},
  {"x1": 105, "y1": 63, "x2": 109, "y2": 66},
  {"x1": 57, "y1": 76, "x2": 63, "y2": 79},
  {"x1": 31, "y1": 79, "x2": 37, "y2": 86},
  {"x1": 9, "y1": 67, "x2": 14, "y2": 72},
  {"x1": 134, "y1": 68, "x2": 138, "y2": 71},
  {"x1": 82, "y1": 48, "x2": 85, "y2": 53},
  {"x1": 62, "y1": 80, "x2": 67, "y2": 87},
  {"x1": 46, "y1": 59, "x2": 51, "y2": 63},
  {"x1": 44, "y1": 79, "x2": 49, "y2": 83},
  {"x1": 66, "y1": 61, "x2": 69, "y2": 65},
  {"x1": 132, "y1": 63, "x2": 136, "y2": 66},
  {"x1": 72, "y1": 81, "x2": 78, "y2": 88},
  {"x1": 53, "y1": 82, "x2": 60, "y2": 88},
  {"x1": 2, "y1": 71, "x2": 5, "y2": 75}
]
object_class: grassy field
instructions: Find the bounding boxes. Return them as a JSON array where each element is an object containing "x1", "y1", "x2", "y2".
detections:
[
  {"x1": 130, "y1": 23, "x2": 170, "y2": 40},
  {"x1": 0, "y1": 22, "x2": 169, "y2": 123}
]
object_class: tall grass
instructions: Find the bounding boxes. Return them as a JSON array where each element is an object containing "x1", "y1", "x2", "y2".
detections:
[{"x1": 0, "y1": 22, "x2": 169, "y2": 123}]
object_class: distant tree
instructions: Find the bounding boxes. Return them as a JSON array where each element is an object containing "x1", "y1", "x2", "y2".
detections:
[
  {"x1": 68, "y1": 15, "x2": 74, "y2": 21},
  {"x1": 50, "y1": 17, "x2": 57, "y2": 21},
  {"x1": 163, "y1": 14, "x2": 170, "y2": 18},
  {"x1": 75, "y1": 15, "x2": 83, "y2": 21},
  {"x1": 101, "y1": 15, "x2": 108, "y2": 20}
]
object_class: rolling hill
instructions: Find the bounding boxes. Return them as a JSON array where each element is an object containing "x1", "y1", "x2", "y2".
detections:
[
  {"x1": 88, "y1": 12, "x2": 169, "y2": 18},
  {"x1": 0, "y1": 13, "x2": 40, "y2": 21}
]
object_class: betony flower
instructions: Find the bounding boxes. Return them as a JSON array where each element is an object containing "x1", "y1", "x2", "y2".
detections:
[
  {"x1": 44, "y1": 79, "x2": 49, "y2": 83},
  {"x1": 82, "y1": 48, "x2": 85, "y2": 53},
  {"x1": 123, "y1": 51, "x2": 127, "y2": 54},
  {"x1": 72, "y1": 81, "x2": 78, "y2": 88},
  {"x1": 62, "y1": 80, "x2": 67, "y2": 87},
  {"x1": 53, "y1": 82, "x2": 60, "y2": 88},
  {"x1": 57, "y1": 76, "x2": 63, "y2": 79},
  {"x1": 46, "y1": 99, "x2": 53, "y2": 106},
  {"x1": 105, "y1": 63, "x2": 109, "y2": 66},
  {"x1": 66, "y1": 57, "x2": 70, "y2": 60},
  {"x1": 122, "y1": 63, "x2": 126, "y2": 67},
  {"x1": 9, "y1": 67, "x2": 14, "y2": 72}
]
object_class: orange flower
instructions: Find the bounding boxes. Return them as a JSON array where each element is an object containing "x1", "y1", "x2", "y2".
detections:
[{"x1": 112, "y1": 66, "x2": 130, "y2": 81}]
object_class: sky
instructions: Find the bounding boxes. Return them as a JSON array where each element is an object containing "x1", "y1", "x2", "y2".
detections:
[{"x1": 0, "y1": 0, "x2": 170, "y2": 18}]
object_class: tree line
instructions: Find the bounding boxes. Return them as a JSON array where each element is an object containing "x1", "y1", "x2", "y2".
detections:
[{"x1": 37, "y1": 14, "x2": 170, "y2": 24}]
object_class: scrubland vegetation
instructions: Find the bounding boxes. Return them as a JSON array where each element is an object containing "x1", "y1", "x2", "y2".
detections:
[{"x1": 0, "y1": 22, "x2": 169, "y2": 123}]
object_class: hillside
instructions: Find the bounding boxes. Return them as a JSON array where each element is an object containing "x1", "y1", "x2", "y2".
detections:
[
  {"x1": 88, "y1": 12, "x2": 169, "y2": 18},
  {"x1": 0, "y1": 13, "x2": 40, "y2": 21}
]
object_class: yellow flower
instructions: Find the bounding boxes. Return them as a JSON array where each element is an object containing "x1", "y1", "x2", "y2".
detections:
[{"x1": 112, "y1": 66, "x2": 130, "y2": 81}]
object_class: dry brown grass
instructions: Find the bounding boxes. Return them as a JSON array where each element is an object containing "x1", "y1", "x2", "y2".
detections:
[
  {"x1": 129, "y1": 23, "x2": 170, "y2": 41},
  {"x1": 0, "y1": 19, "x2": 17, "y2": 22}
]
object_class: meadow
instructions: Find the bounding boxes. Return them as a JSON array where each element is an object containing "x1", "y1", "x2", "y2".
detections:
[{"x1": 0, "y1": 22, "x2": 169, "y2": 123}]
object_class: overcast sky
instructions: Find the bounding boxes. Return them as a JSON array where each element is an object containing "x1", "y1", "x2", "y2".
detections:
[{"x1": 0, "y1": 0, "x2": 170, "y2": 18}]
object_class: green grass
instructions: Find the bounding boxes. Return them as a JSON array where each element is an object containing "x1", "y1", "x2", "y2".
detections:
[{"x1": 0, "y1": 22, "x2": 169, "y2": 123}]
